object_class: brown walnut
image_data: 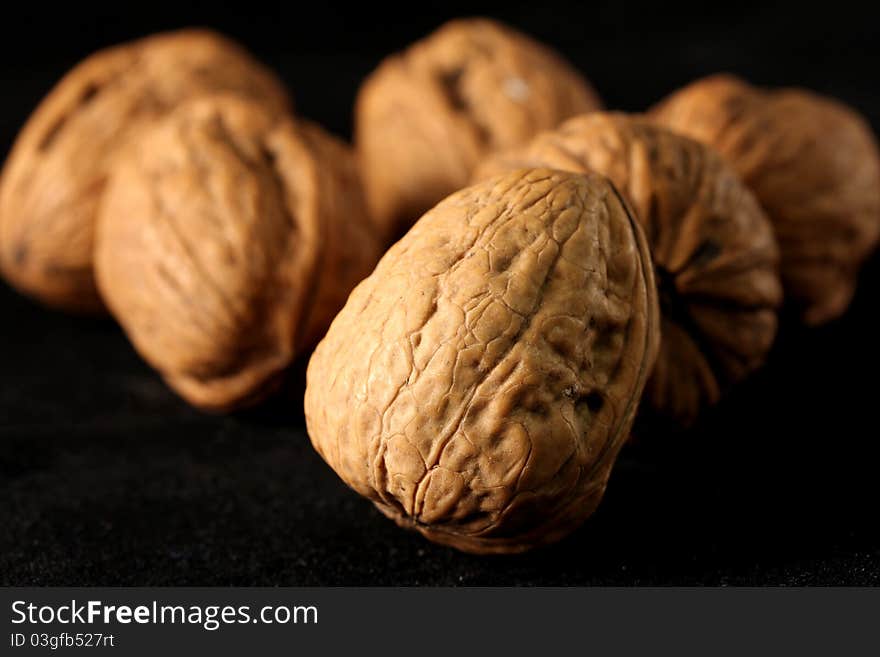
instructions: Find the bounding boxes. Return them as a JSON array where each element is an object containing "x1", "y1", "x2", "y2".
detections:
[
  {"x1": 95, "y1": 95, "x2": 379, "y2": 411},
  {"x1": 650, "y1": 74, "x2": 880, "y2": 325},
  {"x1": 0, "y1": 29, "x2": 291, "y2": 313},
  {"x1": 305, "y1": 169, "x2": 659, "y2": 553},
  {"x1": 477, "y1": 113, "x2": 782, "y2": 427},
  {"x1": 355, "y1": 18, "x2": 601, "y2": 243}
]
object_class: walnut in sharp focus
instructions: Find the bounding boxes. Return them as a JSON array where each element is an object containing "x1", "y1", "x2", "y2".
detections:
[
  {"x1": 0, "y1": 29, "x2": 291, "y2": 313},
  {"x1": 355, "y1": 18, "x2": 602, "y2": 243},
  {"x1": 477, "y1": 113, "x2": 782, "y2": 427},
  {"x1": 305, "y1": 169, "x2": 659, "y2": 553},
  {"x1": 95, "y1": 95, "x2": 379, "y2": 411},
  {"x1": 650, "y1": 74, "x2": 880, "y2": 325}
]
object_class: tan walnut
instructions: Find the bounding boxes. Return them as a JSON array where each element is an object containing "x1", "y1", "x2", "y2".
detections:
[
  {"x1": 0, "y1": 29, "x2": 291, "y2": 313},
  {"x1": 651, "y1": 74, "x2": 880, "y2": 325},
  {"x1": 355, "y1": 18, "x2": 601, "y2": 243},
  {"x1": 477, "y1": 113, "x2": 782, "y2": 427},
  {"x1": 305, "y1": 169, "x2": 659, "y2": 553},
  {"x1": 95, "y1": 95, "x2": 379, "y2": 411}
]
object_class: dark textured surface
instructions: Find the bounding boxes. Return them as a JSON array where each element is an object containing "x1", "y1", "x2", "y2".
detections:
[{"x1": 2, "y1": 0, "x2": 879, "y2": 585}]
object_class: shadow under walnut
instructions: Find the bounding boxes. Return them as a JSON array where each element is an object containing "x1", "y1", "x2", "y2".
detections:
[
  {"x1": 305, "y1": 168, "x2": 659, "y2": 554},
  {"x1": 0, "y1": 28, "x2": 291, "y2": 313},
  {"x1": 95, "y1": 95, "x2": 380, "y2": 412}
]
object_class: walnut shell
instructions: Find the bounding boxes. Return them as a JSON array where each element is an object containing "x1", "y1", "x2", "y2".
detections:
[
  {"x1": 650, "y1": 74, "x2": 880, "y2": 325},
  {"x1": 94, "y1": 95, "x2": 379, "y2": 411},
  {"x1": 355, "y1": 18, "x2": 601, "y2": 243},
  {"x1": 0, "y1": 29, "x2": 291, "y2": 313},
  {"x1": 305, "y1": 169, "x2": 659, "y2": 553},
  {"x1": 476, "y1": 113, "x2": 782, "y2": 427}
]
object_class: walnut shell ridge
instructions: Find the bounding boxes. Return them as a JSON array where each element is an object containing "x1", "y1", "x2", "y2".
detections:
[
  {"x1": 355, "y1": 18, "x2": 601, "y2": 244},
  {"x1": 95, "y1": 95, "x2": 379, "y2": 411},
  {"x1": 651, "y1": 74, "x2": 880, "y2": 325},
  {"x1": 0, "y1": 29, "x2": 291, "y2": 313},
  {"x1": 305, "y1": 169, "x2": 659, "y2": 553},
  {"x1": 477, "y1": 113, "x2": 782, "y2": 427}
]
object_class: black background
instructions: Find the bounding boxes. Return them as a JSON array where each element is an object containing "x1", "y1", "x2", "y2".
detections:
[{"x1": 2, "y1": 1, "x2": 879, "y2": 585}]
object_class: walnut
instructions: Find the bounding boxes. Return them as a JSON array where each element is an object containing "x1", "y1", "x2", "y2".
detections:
[
  {"x1": 0, "y1": 29, "x2": 291, "y2": 313},
  {"x1": 476, "y1": 113, "x2": 782, "y2": 427},
  {"x1": 94, "y1": 95, "x2": 379, "y2": 411},
  {"x1": 304, "y1": 169, "x2": 659, "y2": 553},
  {"x1": 355, "y1": 18, "x2": 601, "y2": 243},
  {"x1": 650, "y1": 74, "x2": 880, "y2": 325}
]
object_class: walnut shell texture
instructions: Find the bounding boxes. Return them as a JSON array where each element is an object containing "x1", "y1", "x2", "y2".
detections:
[
  {"x1": 477, "y1": 113, "x2": 782, "y2": 427},
  {"x1": 95, "y1": 95, "x2": 379, "y2": 411},
  {"x1": 305, "y1": 169, "x2": 659, "y2": 553},
  {"x1": 651, "y1": 74, "x2": 880, "y2": 325},
  {"x1": 0, "y1": 29, "x2": 291, "y2": 313},
  {"x1": 355, "y1": 18, "x2": 601, "y2": 243}
]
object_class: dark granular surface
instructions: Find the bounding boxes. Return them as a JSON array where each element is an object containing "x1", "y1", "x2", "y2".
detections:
[{"x1": 2, "y1": 265, "x2": 879, "y2": 584}]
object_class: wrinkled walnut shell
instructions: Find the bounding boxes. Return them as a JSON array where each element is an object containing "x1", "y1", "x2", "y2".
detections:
[
  {"x1": 477, "y1": 113, "x2": 782, "y2": 427},
  {"x1": 0, "y1": 29, "x2": 291, "y2": 313},
  {"x1": 95, "y1": 95, "x2": 379, "y2": 411},
  {"x1": 355, "y1": 18, "x2": 601, "y2": 243},
  {"x1": 651, "y1": 74, "x2": 880, "y2": 325},
  {"x1": 305, "y1": 169, "x2": 659, "y2": 553}
]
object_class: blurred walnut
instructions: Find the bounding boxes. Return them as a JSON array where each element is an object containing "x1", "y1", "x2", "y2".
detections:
[
  {"x1": 355, "y1": 18, "x2": 601, "y2": 243},
  {"x1": 95, "y1": 95, "x2": 379, "y2": 411},
  {"x1": 0, "y1": 29, "x2": 291, "y2": 313},
  {"x1": 305, "y1": 169, "x2": 659, "y2": 553},
  {"x1": 651, "y1": 74, "x2": 880, "y2": 325},
  {"x1": 477, "y1": 113, "x2": 782, "y2": 427}
]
